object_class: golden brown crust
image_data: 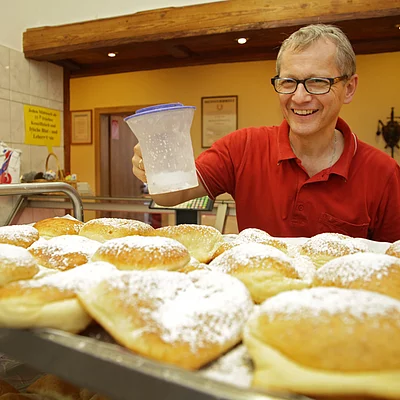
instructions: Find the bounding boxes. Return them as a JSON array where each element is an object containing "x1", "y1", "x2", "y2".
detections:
[
  {"x1": 91, "y1": 236, "x2": 190, "y2": 271},
  {"x1": 28, "y1": 236, "x2": 100, "y2": 271},
  {"x1": 238, "y1": 228, "x2": 288, "y2": 253},
  {"x1": 27, "y1": 374, "x2": 81, "y2": 400},
  {"x1": 33, "y1": 217, "x2": 84, "y2": 239},
  {"x1": 155, "y1": 224, "x2": 224, "y2": 263},
  {"x1": 210, "y1": 241, "x2": 237, "y2": 260},
  {"x1": 209, "y1": 243, "x2": 313, "y2": 303},
  {"x1": 314, "y1": 253, "x2": 400, "y2": 300},
  {"x1": 79, "y1": 218, "x2": 155, "y2": 242},
  {"x1": 243, "y1": 287, "x2": 400, "y2": 399},
  {"x1": 0, "y1": 225, "x2": 39, "y2": 248},
  {"x1": 0, "y1": 244, "x2": 39, "y2": 286},
  {"x1": 176, "y1": 258, "x2": 211, "y2": 273},
  {"x1": 78, "y1": 270, "x2": 253, "y2": 370},
  {"x1": 299, "y1": 233, "x2": 369, "y2": 268},
  {"x1": 386, "y1": 240, "x2": 400, "y2": 258},
  {"x1": 0, "y1": 262, "x2": 116, "y2": 333}
]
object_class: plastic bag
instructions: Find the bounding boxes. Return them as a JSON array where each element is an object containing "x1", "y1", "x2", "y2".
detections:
[{"x1": 0, "y1": 142, "x2": 22, "y2": 184}]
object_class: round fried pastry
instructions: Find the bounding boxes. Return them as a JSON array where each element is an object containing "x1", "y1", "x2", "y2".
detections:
[
  {"x1": 0, "y1": 262, "x2": 117, "y2": 333},
  {"x1": 79, "y1": 217, "x2": 154, "y2": 242},
  {"x1": 91, "y1": 235, "x2": 190, "y2": 271},
  {"x1": 0, "y1": 225, "x2": 39, "y2": 248},
  {"x1": 28, "y1": 235, "x2": 100, "y2": 271},
  {"x1": 155, "y1": 224, "x2": 224, "y2": 263},
  {"x1": 238, "y1": 228, "x2": 288, "y2": 253},
  {"x1": 386, "y1": 240, "x2": 400, "y2": 258},
  {"x1": 0, "y1": 244, "x2": 39, "y2": 286},
  {"x1": 314, "y1": 252, "x2": 400, "y2": 299},
  {"x1": 78, "y1": 269, "x2": 253, "y2": 370},
  {"x1": 33, "y1": 217, "x2": 84, "y2": 239},
  {"x1": 208, "y1": 243, "x2": 315, "y2": 303},
  {"x1": 243, "y1": 287, "x2": 400, "y2": 399},
  {"x1": 299, "y1": 232, "x2": 369, "y2": 268}
]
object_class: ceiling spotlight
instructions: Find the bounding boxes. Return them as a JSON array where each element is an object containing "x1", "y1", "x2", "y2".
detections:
[
  {"x1": 396, "y1": 24, "x2": 400, "y2": 30},
  {"x1": 108, "y1": 52, "x2": 118, "y2": 58},
  {"x1": 237, "y1": 37, "x2": 248, "y2": 45}
]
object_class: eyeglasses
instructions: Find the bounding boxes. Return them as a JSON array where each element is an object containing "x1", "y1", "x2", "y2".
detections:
[{"x1": 271, "y1": 75, "x2": 348, "y2": 95}]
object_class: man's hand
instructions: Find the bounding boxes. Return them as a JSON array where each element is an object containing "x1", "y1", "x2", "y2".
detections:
[{"x1": 132, "y1": 143, "x2": 147, "y2": 183}]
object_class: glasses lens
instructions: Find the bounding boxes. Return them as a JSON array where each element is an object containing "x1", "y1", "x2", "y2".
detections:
[
  {"x1": 305, "y1": 78, "x2": 331, "y2": 94},
  {"x1": 275, "y1": 78, "x2": 297, "y2": 94}
]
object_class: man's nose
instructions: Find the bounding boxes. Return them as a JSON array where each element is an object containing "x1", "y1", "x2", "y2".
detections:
[{"x1": 292, "y1": 82, "x2": 312, "y2": 101}]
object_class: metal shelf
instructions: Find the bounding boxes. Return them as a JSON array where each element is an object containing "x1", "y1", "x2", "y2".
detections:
[
  {"x1": 0, "y1": 327, "x2": 310, "y2": 400},
  {"x1": 0, "y1": 182, "x2": 84, "y2": 223}
]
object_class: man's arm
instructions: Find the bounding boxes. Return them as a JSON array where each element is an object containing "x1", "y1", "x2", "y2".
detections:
[{"x1": 132, "y1": 144, "x2": 208, "y2": 206}]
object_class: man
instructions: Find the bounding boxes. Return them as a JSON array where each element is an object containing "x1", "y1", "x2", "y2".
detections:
[{"x1": 132, "y1": 24, "x2": 400, "y2": 242}]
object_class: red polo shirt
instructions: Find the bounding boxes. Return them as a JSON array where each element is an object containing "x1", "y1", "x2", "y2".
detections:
[{"x1": 196, "y1": 118, "x2": 400, "y2": 242}]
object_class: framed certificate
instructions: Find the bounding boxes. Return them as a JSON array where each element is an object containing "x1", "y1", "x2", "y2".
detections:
[
  {"x1": 71, "y1": 110, "x2": 92, "y2": 144},
  {"x1": 201, "y1": 95, "x2": 238, "y2": 148}
]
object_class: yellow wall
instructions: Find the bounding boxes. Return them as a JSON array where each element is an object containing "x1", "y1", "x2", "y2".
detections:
[{"x1": 70, "y1": 52, "x2": 400, "y2": 193}]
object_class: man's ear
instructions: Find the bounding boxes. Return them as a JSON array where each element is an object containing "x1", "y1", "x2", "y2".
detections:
[{"x1": 343, "y1": 74, "x2": 358, "y2": 104}]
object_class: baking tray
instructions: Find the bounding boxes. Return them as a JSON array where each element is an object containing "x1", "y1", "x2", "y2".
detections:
[{"x1": 0, "y1": 326, "x2": 311, "y2": 400}]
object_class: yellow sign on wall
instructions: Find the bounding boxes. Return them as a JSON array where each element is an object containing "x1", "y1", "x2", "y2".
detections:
[{"x1": 24, "y1": 105, "x2": 61, "y2": 151}]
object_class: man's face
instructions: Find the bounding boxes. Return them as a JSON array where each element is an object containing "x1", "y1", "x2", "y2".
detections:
[{"x1": 278, "y1": 38, "x2": 357, "y2": 138}]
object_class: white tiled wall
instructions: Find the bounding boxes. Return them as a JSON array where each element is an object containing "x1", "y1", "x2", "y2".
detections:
[{"x1": 0, "y1": 44, "x2": 65, "y2": 225}]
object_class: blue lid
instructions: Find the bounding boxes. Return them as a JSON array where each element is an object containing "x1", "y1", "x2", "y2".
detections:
[{"x1": 124, "y1": 103, "x2": 195, "y2": 121}]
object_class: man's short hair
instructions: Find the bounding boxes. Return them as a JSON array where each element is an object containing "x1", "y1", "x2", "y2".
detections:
[{"x1": 276, "y1": 24, "x2": 356, "y2": 77}]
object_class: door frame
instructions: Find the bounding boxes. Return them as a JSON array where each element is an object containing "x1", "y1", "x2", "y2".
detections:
[{"x1": 94, "y1": 105, "x2": 148, "y2": 196}]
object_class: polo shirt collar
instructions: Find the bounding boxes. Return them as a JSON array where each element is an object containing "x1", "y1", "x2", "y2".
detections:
[{"x1": 277, "y1": 117, "x2": 357, "y2": 180}]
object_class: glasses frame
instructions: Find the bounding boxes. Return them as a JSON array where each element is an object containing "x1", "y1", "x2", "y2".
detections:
[{"x1": 271, "y1": 75, "x2": 349, "y2": 95}]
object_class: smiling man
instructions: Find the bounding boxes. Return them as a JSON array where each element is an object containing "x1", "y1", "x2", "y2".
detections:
[{"x1": 132, "y1": 24, "x2": 400, "y2": 242}]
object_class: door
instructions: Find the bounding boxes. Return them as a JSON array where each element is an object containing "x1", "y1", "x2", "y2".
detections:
[{"x1": 100, "y1": 113, "x2": 145, "y2": 221}]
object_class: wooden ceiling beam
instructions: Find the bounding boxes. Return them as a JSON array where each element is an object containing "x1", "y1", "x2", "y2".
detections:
[{"x1": 23, "y1": 0, "x2": 400, "y2": 61}]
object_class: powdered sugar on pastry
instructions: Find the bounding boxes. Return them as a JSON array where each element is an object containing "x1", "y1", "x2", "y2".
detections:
[
  {"x1": 0, "y1": 243, "x2": 37, "y2": 267},
  {"x1": 300, "y1": 233, "x2": 369, "y2": 257},
  {"x1": 209, "y1": 243, "x2": 293, "y2": 274},
  {"x1": 238, "y1": 228, "x2": 271, "y2": 242},
  {"x1": 97, "y1": 236, "x2": 185, "y2": 258},
  {"x1": 92, "y1": 235, "x2": 190, "y2": 271},
  {"x1": 257, "y1": 287, "x2": 400, "y2": 322},
  {"x1": 28, "y1": 235, "x2": 101, "y2": 271},
  {"x1": 316, "y1": 253, "x2": 400, "y2": 284},
  {"x1": 386, "y1": 240, "x2": 400, "y2": 258},
  {"x1": 106, "y1": 270, "x2": 253, "y2": 351},
  {"x1": 0, "y1": 225, "x2": 39, "y2": 248},
  {"x1": 200, "y1": 345, "x2": 253, "y2": 388},
  {"x1": 18, "y1": 262, "x2": 118, "y2": 292},
  {"x1": 290, "y1": 256, "x2": 316, "y2": 283}
]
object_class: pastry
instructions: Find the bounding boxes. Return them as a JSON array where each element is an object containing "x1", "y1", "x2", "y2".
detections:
[
  {"x1": 0, "y1": 225, "x2": 39, "y2": 248},
  {"x1": 0, "y1": 262, "x2": 118, "y2": 333},
  {"x1": 79, "y1": 218, "x2": 154, "y2": 242},
  {"x1": 314, "y1": 252, "x2": 400, "y2": 300},
  {"x1": 78, "y1": 270, "x2": 253, "y2": 370},
  {"x1": 243, "y1": 287, "x2": 400, "y2": 399},
  {"x1": 0, "y1": 244, "x2": 39, "y2": 286},
  {"x1": 386, "y1": 240, "x2": 400, "y2": 258},
  {"x1": 28, "y1": 235, "x2": 101, "y2": 271},
  {"x1": 208, "y1": 243, "x2": 315, "y2": 303},
  {"x1": 155, "y1": 224, "x2": 224, "y2": 263},
  {"x1": 211, "y1": 228, "x2": 288, "y2": 261},
  {"x1": 27, "y1": 374, "x2": 81, "y2": 400},
  {"x1": 299, "y1": 232, "x2": 369, "y2": 268},
  {"x1": 91, "y1": 235, "x2": 190, "y2": 271},
  {"x1": 33, "y1": 217, "x2": 84, "y2": 239}
]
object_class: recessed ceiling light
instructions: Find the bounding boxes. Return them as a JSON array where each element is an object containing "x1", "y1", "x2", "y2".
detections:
[
  {"x1": 108, "y1": 52, "x2": 118, "y2": 58},
  {"x1": 236, "y1": 37, "x2": 248, "y2": 45}
]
